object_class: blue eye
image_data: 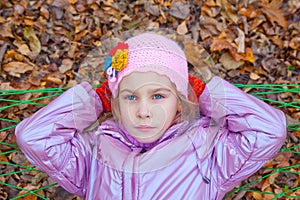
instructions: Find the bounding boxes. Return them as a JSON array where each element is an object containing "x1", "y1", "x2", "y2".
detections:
[
  {"x1": 126, "y1": 95, "x2": 136, "y2": 101},
  {"x1": 153, "y1": 94, "x2": 164, "y2": 100}
]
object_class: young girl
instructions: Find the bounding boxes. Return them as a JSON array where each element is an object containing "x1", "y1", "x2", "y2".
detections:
[{"x1": 15, "y1": 33, "x2": 286, "y2": 199}]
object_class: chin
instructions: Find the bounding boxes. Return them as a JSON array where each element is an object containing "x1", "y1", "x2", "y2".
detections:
[{"x1": 135, "y1": 135, "x2": 160, "y2": 144}]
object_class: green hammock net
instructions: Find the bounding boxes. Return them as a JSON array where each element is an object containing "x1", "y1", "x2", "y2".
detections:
[{"x1": 0, "y1": 83, "x2": 299, "y2": 199}]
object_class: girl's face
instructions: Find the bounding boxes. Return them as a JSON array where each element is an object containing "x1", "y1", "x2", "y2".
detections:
[{"x1": 118, "y1": 71, "x2": 181, "y2": 143}]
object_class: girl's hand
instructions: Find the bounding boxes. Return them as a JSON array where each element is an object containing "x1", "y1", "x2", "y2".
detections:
[
  {"x1": 95, "y1": 80, "x2": 112, "y2": 112},
  {"x1": 188, "y1": 75, "x2": 206, "y2": 98}
]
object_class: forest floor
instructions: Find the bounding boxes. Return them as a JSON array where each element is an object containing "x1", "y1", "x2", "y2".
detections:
[{"x1": 0, "y1": 0, "x2": 299, "y2": 199}]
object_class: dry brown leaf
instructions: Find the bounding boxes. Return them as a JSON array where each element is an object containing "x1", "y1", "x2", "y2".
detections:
[
  {"x1": 59, "y1": 58, "x2": 74, "y2": 73},
  {"x1": 289, "y1": 36, "x2": 300, "y2": 50},
  {"x1": 14, "y1": 4, "x2": 25, "y2": 15},
  {"x1": 238, "y1": 5, "x2": 260, "y2": 19},
  {"x1": 0, "y1": 22, "x2": 14, "y2": 38},
  {"x1": 249, "y1": 17, "x2": 265, "y2": 32},
  {"x1": 274, "y1": 152, "x2": 292, "y2": 168},
  {"x1": 259, "y1": 0, "x2": 288, "y2": 30},
  {"x1": 68, "y1": 43, "x2": 78, "y2": 58},
  {"x1": 28, "y1": 73, "x2": 42, "y2": 86},
  {"x1": 220, "y1": 52, "x2": 244, "y2": 70},
  {"x1": 216, "y1": 0, "x2": 239, "y2": 23},
  {"x1": 270, "y1": 35, "x2": 282, "y2": 48},
  {"x1": 46, "y1": 76, "x2": 63, "y2": 85},
  {"x1": 17, "y1": 44, "x2": 32, "y2": 57},
  {"x1": 40, "y1": 5, "x2": 50, "y2": 19},
  {"x1": 50, "y1": 0, "x2": 70, "y2": 7},
  {"x1": 294, "y1": 130, "x2": 300, "y2": 138},
  {"x1": 228, "y1": 48, "x2": 246, "y2": 62},
  {"x1": 210, "y1": 38, "x2": 232, "y2": 52},
  {"x1": 176, "y1": 21, "x2": 188, "y2": 35},
  {"x1": 74, "y1": 30, "x2": 89, "y2": 41},
  {"x1": 200, "y1": 16, "x2": 225, "y2": 33},
  {"x1": 201, "y1": 4, "x2": 221, "y2": 17},
  {"x1": 144, "y1": 2, "x2": 160, "y2": 17},
  {"x1": 291, "y1": 188, "x2": 300, "y2": 197},
  {"x1": 204, "y1": 0, "x2": 217, "y2": 7},
  {"x1": 234, "y1": 28, "x2": 245, "y2": 53},
  {"x1": 169, "y1": 1, "x2": 190, "y2": 19},
  {"x1": 3, "y1": 61, "x2": 33, "y2": 77}
]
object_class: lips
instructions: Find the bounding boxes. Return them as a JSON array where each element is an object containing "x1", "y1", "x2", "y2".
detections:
[{"x1": 136, "y1": 125, "x2": 154, "y2": 132}]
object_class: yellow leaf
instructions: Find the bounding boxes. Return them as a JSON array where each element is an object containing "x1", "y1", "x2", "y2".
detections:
[
  {"x1": 252, "y1": 192, "x2": 263, "y2": 199},
  {"x1": 75, "y1": 25, "x2": 81, "y2": 34},
  {"x1": 17, "y1": 185, "x2": 40, "y2": 200},
  {"x1": 263, "y1": 187, "x2": 275, "y2": 199},
  {"x1": 94, "y1": 41, "x2": 102, "y2": 46},
  {"x1": 24, "y1": 194, "x2": 38, "y2": 200},
  {"x1": 244, "y1": 47, "x2": 255, "y2": 63},
  {"x1": 0, "y1": 151, "x2": 8, "y2": 162},
  {"x1": 69, "y1": 0, "x2": 77, "y2": 4},
  {"x1": 24, "y1": 19, "x2": 35, "y2": 26},
  {"x1": 5, "y1": 49, "x2": 24, "y2": 61},
  {"x1": 250, "y1": 72, "x2": 260, "y2": 80},
  {"x1": 164, "y1": 2, "x2": 171, "y2": 7},
  {"x1": 204, "y1": 0, "x2": 217, "y2": 7},
  {"x1": 23, "y1": 27, "x2": 41, "y2": 54}
]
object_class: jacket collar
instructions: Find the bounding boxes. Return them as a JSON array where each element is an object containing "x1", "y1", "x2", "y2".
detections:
[{"x1": 97, "y1": 120, "x2": 190, "y2": 151}]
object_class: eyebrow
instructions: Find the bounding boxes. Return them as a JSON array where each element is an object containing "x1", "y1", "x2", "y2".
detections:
[
  {"x1": 119, "y1": 89, "x2": 133, "y2": 94},
  {"x1": 149, "y1": 88, "x2": 172, "y2": 93},
  {"x1": 119, "y1": 88, "x2": 172, "y2": 94}
]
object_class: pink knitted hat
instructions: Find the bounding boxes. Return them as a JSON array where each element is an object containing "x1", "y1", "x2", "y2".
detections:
[{"x1": 104, "y1": 33, "x2": 188, "y2": 97}]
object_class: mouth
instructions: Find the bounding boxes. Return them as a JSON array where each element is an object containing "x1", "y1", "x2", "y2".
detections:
[{"x1": 136, "y1": 125, "x2": 154, "y2": 132}]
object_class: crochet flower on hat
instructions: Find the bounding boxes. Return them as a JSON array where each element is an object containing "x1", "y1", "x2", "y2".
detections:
[{"x1": 104, "y1": 42, "x2": 129, "y2": 82}]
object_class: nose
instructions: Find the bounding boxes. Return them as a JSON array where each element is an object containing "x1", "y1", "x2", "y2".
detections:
[{"x1": 137, "y1": 101, "x2": 151, "y2": 119}]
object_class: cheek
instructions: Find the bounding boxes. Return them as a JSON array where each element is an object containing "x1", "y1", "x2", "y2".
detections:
[
  {"x1": 153, "y1": 103, "x2": 177, "y2": 121},
  {"x1": 119, "y1": 104, "x2": 136, "y2": 123}
]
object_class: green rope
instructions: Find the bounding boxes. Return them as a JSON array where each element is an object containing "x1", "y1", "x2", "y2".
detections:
[
  {"x1": 0, "y1": 87, "x2": 68, "y2": 95},
  {"x1": 287, "y1": 124, "x2": 300, "y2": 131},
  {"x1": 0, "y1": 141, "x2": 17, "y2": 147},
  {"x1": 0, "y1": 161, "x2": 38, "y2": 171},
  {"x1": 1, "y1": 83, "x2": 299, "y2": 199},
  {"x1": 0, "y1": 181, "x2": 57, "y2": 200}
]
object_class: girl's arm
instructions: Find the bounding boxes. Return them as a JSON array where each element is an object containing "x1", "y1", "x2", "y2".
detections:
[
  {"x1": 199, "y1": 76, "x2": 286, "y2": 195},
  {"x1": 15, "y1": 82, "x2": 103, "y2": 197}
]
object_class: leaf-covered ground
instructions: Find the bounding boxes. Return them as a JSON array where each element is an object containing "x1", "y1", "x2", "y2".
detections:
[{"x1": 0, "y1": 0, "x2": 299, "y2": 199}]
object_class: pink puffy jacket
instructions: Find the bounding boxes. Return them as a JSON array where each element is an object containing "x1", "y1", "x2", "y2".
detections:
[{"x1": 15, "y1": 77, "x2": 286, "y2": 199}]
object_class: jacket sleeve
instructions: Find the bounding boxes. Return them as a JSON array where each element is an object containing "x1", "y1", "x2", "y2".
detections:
[
  {"x1": 15, "y1": 82, "x2": 103, "y2": 197},
  {"x1": 198, "y1": 76, "x2": 287, "y2": 195}
]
